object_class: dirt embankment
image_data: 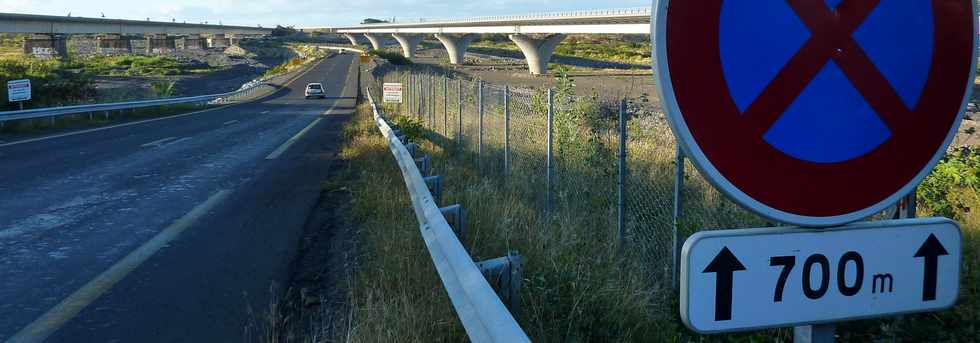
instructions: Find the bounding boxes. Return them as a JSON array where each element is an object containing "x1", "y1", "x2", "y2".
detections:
[
  {"x1": 88, "y1": 43, "x2": 299, "y2": 102},
  {"x1": 387, "y1": 40, "x2": 980, "y2": 150}
]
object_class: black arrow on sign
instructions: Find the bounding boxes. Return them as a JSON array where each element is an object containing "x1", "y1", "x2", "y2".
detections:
[
  {"x1": 703, "y1": 246, "x2": 746, "y2": 321},
  {"x1": 914, "y1": 234, "x2": 949, "y2": 301}
]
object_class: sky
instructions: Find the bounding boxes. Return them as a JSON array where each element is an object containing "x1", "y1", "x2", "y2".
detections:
[{"x1": 0, "y1": 0, "x2": 652, "y2": 28}]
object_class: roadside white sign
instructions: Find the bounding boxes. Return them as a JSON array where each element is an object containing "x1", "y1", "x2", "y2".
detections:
[
  {"x1": 7, "y1": 79, "x2": 31, "y2": 102},
  {"x1": 383, "y1": 83, "x2": 403, "y2": 104},
  {"x1": 680, "y1": 218, "x2": 961, "y2": 334}
]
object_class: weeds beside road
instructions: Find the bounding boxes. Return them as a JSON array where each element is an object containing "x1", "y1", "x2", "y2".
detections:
[{"x1": 320, "y1": 65, "x2": 980, "y2": 341}]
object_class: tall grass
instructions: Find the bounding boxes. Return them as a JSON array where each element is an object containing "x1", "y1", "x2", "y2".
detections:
[
  {"x1": 65, "y1": 55, "x2": 214, "y2": 76},
  {"x1": 327, "y1": 68, "x2": 980, "y2": 341},
  {"x1": 471, "y1": 36, "x2": 651, "y2": 66}
]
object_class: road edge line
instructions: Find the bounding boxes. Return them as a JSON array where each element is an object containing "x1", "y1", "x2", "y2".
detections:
[
  {"x1": 5, "y1": 190, "x2": 233, "y2": 343},
  {"x1": 265, "y1": 118, "x2": 323, "y2": 160}
]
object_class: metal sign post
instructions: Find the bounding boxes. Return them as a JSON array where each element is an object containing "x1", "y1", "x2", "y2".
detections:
[{"x1": 653, "y1": 0, "x2": 977, "y2": 340}]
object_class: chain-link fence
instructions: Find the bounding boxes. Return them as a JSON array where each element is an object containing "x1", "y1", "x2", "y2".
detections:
[{"x1": 366, "y1": 64, "x2": 766, "y2": 289}]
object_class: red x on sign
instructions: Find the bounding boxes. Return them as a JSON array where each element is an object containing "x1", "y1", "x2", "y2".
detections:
[
  {"x1": 746, "y1": 0, "x2": 911, "y2": 138},
  {"x1": 655, "y1": 0, "x2": 977, "y2": 226}
]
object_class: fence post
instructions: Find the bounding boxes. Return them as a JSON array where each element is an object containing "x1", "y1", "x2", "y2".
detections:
[
  {"x1": 478, "y1": 80, "x2": 484, "y2": 171},
  {"x1": 504, "y1": 85, "x2": 511, "y2": 178},
  {"x1": 419, "y1": 73, "x2": 423, "y2": 119},
  {"x1": 672, "y1": 147, "x2": 686, "y2": 290},
  {"x1": 430, "y1": 73, "x2": 435, "y2": 129},
  {"x1": 457, "y1": 79, "x2": 463, "y2": 143},
  {"x1": 408, "y1": 73, "x2": 413, "y2": 117},
  {"x1": 618, "y1": 99, "x2": 627, "y2": 257},
  {"x1": 546, "y1": 88, "x2": 554, "y2": 215},
  {"x1": 444, "y1": 75, "x2": 449, "y2": 135}
]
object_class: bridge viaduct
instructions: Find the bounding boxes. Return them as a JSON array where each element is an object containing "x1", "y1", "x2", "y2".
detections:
[
  {"x1": 0, "y1": 12, "x2": 272, "y2": 58},
  {"x1": 315, "y1": 8, "x2": 651, "y2": 75}
]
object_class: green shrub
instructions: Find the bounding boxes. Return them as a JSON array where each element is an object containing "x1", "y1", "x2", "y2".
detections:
[
  {"x1": 0, "y1": 56, "x2": 95, "y2": 110},
  {"x1": 393, "y1": 115, "x2": 425, "y2": 140},
  {"x1": 919, "y1": 147, "x2": 980, "y2": 219},
  {"x1": 368, "y1": 49, "x2": 412, "y2": 65}
]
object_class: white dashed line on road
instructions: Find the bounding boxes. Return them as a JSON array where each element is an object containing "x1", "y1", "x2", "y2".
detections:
[{"x1": 140, "y1": 137, "x2": 177, "y2": 148}]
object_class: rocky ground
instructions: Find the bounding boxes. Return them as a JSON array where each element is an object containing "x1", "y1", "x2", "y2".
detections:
[
  {"x1": 68, "y1": 37, "x2": 298, "y2": 102},
  {"x1": 402, "y1": 41, "x2": 659, "y2": 102},
  {"x1": 374, "y1": 40, "x2": 980, "y2": 150}
]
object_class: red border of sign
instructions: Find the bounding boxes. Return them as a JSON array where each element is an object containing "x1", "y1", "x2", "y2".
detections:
[{"x1": 654, "y1": 0, "x2": 978, "y2": 226}]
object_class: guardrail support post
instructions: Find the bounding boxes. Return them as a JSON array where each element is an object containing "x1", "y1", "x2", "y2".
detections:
[
  {"x1": 439, "y1": 204, "x2": 467, "y2": 240},
  {"x1": 424, "y1": 175, "x2": 443, "y2": 204},
  {"x1": 415, "y1": 155, "x2": 431, "y2": 176},
  {"x1": 406, "y1": 143, "x2": 418, "y2": 157},
  {"x1": 546, "y1": 88, "x2": 554, "y2": 215},
  {"x1": 477, "y1": 252, "x2": 523, "y2": 318}
]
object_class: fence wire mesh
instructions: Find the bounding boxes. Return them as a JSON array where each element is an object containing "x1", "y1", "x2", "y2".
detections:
[{"x1": 367, "y1": 65, "x2": 767, "y2": 290}]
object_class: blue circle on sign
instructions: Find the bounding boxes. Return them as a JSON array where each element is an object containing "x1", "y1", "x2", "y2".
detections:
[{"x1": 719, "y1": 0, "x2": 935, "y2": 163}]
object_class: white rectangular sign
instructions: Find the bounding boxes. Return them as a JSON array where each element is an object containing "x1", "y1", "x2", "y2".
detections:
[
  {"x1": 681, "y1": 218, "x2": 961, "y2": 334},
  {"x1": 383, "y1": 83, "x2": 403, "y2": 104},
  {"x1": 7, "y1": 79, "x2": 31, "y2": 102}
]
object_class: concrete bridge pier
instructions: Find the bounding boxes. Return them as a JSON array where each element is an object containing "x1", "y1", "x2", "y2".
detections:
[
  {"x1": 209, "y1": 34, "x2": 230, "y2": 49},
  {"x1": 508, "y1": 33, "x2": 567, "y2": 75},
  {"x1": 24, "y1": 34, "x2": 68, "y2": 59},
  {"x1": 343, "y1": 33, "x2": 360, "y2": 48},
  {"x1": 180, "y1": 34, "x2": 206, "y2": 50},
  {"x1": 229, "y1": 34, "x2": 241, "y2": 46},
  {"x1": 434, "y1": 33, "x2": 477, "y2": 65},
  {"x1": 363, "y1": 33, "x2": 386, "y2": 51},
  {"x1": 146, "y1": 34, "x2": 176, "y2": 55},
  {"x1": 97, "y1": 34, "x2": 132, "y2": 55},
  {"x1": 392, "y1": 33, "x2": 425, "y2": 59}
]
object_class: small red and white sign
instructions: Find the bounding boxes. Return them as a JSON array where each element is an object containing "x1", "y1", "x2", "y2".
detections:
[
  {"x1": 383, "y1": 83, "x2": 403, "y2": 104},
  {"x1": 7, "y1": 79, "x2": 31, "y2": 102}
]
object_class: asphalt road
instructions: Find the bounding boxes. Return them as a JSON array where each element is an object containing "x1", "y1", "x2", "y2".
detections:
[{"x1": 0, "y1": 53, "x2": 358, "y2": 342}]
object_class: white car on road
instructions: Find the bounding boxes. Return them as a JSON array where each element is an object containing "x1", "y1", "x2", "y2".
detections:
[{"x1": 305, "y1": 83, "x2": 325, "y2": 99}]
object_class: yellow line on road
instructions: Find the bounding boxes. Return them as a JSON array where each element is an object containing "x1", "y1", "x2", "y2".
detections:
[
  {"x1": 6, "y1": 190, "x2": 233, "y2": 343},
  {"x1": 265, "y1": 118, "x2": 322, "y2": 160}
]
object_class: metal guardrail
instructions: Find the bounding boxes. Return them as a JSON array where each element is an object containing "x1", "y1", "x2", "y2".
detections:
[
  {"x1": 367, "y1": 89, "x2": 530, "y2": 343},
  {"x1": 0, "y1": 48, "x2": 356, "y2": 124},
  {"x1": 0, "y1": 86, "x2": 257, "y2": 122},
  {"x1": 0, "y1": 67, "x2": 296, "y2": 123}
]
